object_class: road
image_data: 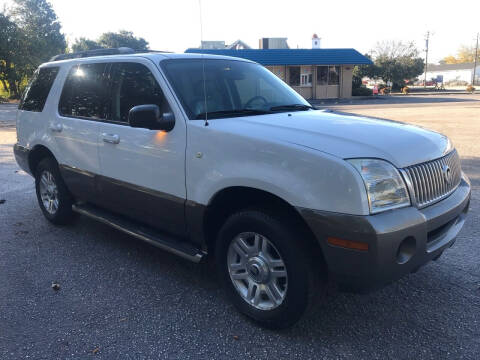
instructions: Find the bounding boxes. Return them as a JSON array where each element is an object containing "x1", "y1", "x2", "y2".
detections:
[{"x1": 0, "y1": 97, "x2": 479, "y2": 359}]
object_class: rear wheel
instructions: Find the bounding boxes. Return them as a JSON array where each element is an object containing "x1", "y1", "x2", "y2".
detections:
[
  {"x1": 216, "y1": 210, "x2": 322, "y2": 328},
  {"x1": 35, "y1": 157, "x2": 74, "y2": 224}
]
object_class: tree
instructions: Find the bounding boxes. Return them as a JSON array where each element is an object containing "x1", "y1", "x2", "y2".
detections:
[
  {"x1": 0, "y1": 12, "x2": 22, "y2": 94},
  {"x1": 352, "y1": 54, "x2": 378, "y2": 89},
  {"x1": 97, "y1": 30, "x2": 149, "y2": 50},
  {"x1": 442, "y1": 45, "x2": 479, "y2": 64},
  {"x1": 1, "y1": 0, "x2": 66, "y2": 98},
  {"x1": 71, "y1": 37, "x2": 102, "y2": 52},
  {"x1": 365, "y1": 41, "x2": 425, "y2": 89}
]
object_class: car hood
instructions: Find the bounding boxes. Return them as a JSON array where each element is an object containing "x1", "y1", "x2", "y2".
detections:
[{"x1": 216, "y1": 110, "x2": 451, "y2": 168}]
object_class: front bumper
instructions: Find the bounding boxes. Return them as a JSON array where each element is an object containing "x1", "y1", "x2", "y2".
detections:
[{"x1": 299, "y1": 175, "x2": 471, "y2": 293}]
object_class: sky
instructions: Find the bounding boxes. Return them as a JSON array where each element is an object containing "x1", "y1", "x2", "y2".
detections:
[{"x1": 2, "y1": 0, "x2": 479, "y2": 63}]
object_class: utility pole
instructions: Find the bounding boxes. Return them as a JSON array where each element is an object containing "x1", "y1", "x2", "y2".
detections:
[
  {"x1": 424, "y1": 31, "x2": 431, "y2": 88},
  {"x1": 473, "y1": 32, "x2": 479, "y2": 86}
]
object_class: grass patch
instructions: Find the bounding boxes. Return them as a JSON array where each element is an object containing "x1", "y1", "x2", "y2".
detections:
[{"x1": 0, "y1": 87, "x2": 9, "y2": 99}]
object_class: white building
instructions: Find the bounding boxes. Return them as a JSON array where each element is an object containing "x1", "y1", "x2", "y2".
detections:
[{"x1": 419, "y1": 63, "x2": 480, "y2": 85}]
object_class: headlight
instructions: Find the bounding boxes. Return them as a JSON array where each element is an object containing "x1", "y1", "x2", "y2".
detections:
[{"x1": 347, "y1": 159, "x2": 410, "y2": 214}]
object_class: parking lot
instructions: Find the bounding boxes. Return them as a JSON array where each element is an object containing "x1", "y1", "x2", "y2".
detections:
[{"x1": 1, "y1": 95, "x2": 479, "y2": 359}]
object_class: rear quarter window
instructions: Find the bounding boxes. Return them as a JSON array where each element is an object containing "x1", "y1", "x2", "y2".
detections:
[{"x1": 19, "y1": 67, "x2": 60, "y2": 112}]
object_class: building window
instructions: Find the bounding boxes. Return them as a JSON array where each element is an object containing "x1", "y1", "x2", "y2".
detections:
[
  {"x1": 289, "y1": 66, "x2": 300, "y2": 86},
  {"x1": 317, "y1": 66, "x2": 328, "y2": 85},
  {"x1": 328, "y1": 65, "x2": 340, "y2": 85},
  {"x1": 300, "y1": 73, "x2": 312, "y2": 87},
  {"x1": 316, "y1": 65, "x2": 341, "y2": 85}
]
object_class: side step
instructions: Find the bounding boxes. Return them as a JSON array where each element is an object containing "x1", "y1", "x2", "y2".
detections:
[{"x1": 72, "y1": 203, "x2": 205, "y2": 263}]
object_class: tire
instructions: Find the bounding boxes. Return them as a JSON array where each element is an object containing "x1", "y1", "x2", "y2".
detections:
[
  {"x1": 216, "y1": 210, "x2": 322, "y2": 329},
  {"x1": 35, "y1": 157, "x2": 74, "y2": 225}
]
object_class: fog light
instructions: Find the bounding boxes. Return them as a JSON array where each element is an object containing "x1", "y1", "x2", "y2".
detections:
[{"x1": 396, "y1": 236, "x2": 416, "y2": 264}]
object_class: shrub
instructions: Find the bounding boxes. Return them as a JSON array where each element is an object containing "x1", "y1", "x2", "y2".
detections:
[
  {"x1": 466, "y1": 85, "x2": 475, "y2": 93},
  {"x1": 0, "y1": 96, "x2": 8, "y2": 103},
  {"x1": 352, "y1": 87, "x2": 373, "y2": 96}
]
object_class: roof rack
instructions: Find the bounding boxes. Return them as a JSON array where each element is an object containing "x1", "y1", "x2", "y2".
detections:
[{"x1": 49, "y1": 48, "x2": 171, "y2": 62}]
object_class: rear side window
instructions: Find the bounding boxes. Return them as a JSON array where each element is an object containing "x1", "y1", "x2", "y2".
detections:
[
  {"x1": 59, "y1": 63, "x2": 109, "y2": 119},
  {"x1": 109, "y1": 62, "x2": 170, "y2": 123},
  {"x1": 19, "y1": 67, "x2": 59, "y2": 112}
]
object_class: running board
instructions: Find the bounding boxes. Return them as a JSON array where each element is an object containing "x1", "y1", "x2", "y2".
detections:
[{"x1": 72, "y1": 203, "x2": 205, "y2": 263}]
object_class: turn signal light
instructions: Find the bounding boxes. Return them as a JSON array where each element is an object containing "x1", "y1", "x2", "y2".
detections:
[{"x1": 327, "y1": 237, "x2": 369, "y2": 251}]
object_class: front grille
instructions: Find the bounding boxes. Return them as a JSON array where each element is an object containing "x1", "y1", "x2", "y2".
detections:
[{"x1": 403, "y1": 150, "x2": 461, "y2": 208}]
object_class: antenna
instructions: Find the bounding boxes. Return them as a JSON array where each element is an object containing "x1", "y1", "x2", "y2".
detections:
[{"x1": 198, "y1": 0, "x2": 209, "y2": 126}]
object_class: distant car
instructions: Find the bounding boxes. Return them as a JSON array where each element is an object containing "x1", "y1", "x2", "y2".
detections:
[{"x1": 14, "y1": 48, "x2": 471, "y2": 328}]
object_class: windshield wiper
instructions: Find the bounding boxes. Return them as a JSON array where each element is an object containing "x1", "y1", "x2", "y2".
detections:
[
  {"x1": 269, "y1": 104, "x2": 315, "y2": 112},
  {"x1": 195, "y1": 109, "x2": 272, "y2": 120}
]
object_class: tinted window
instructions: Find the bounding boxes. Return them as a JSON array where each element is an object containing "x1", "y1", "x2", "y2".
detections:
[
  {"x1": 59, "y1": 63, "x2": 109, "y2": 119},
  {"x1": 110, "y1": 62, "x2": 169, "y2": 122},
  {"x1": 161, "y1": 59, "x2": 309, "y2": 120},
  {"x1": 19, "y1": 67, "x2": 59, "y2": 112}
]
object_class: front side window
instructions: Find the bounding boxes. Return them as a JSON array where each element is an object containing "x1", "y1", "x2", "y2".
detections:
[
  {"x1": 161, "y1": 59, "x2": 310, "y2": 120},
  {"x1": 19, "y1": 67, "x2": 59, "y2": 112},
  {"x1": 109, "y1": 62, "x2": 170, "y2": 123},
  {"x1": 59, "y1": 63, "x2": 109, "y2": 119}
]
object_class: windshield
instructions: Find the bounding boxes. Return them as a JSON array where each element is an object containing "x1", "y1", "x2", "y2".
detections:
[{"x1": 160, "y1": 59, "x2": 311, "y2": 120}]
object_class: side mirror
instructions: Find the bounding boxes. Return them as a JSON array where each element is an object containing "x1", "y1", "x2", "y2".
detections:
[{"x1": 128, "y1": 104, "x2": 175, "y2": 131}]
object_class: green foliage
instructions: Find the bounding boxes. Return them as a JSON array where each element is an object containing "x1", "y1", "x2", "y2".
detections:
[
  {"x1": 352, "y1": 54, "x2": 377, "y2": 89},
  {"x1": 0, "y1": 0, "x2": 66, "y2": 98},
  {"x1": 0, "y1": 12, "x2": 24, "y2": 98},
  {"x1": 352, "y1": 87, "x2": 373, "y2": 96},
  {"x1": 97, "y1": 30, "x2": 149, "y2": 50},
  {"x1": 371, "y1": 41, "x2": 425, "y2": 90},
  {"x1": 71, "y1": 37, "x2": 102, "y2": 52},
  {"x1": 353, "y1": 41, "x2": 425, "y2": 90},
  {"x1": 70, "y1": 30, "x2": 149, "y2": 54}
]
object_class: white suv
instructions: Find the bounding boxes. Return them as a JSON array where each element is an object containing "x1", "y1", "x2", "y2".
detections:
[{"x1": 14, "y1": 48, "x2": 471, "y2": 328}]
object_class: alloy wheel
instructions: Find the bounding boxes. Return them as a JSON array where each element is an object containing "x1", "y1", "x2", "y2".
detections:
[{"x1": 227, "y1": 232, "x2": 288, "y2": 310}]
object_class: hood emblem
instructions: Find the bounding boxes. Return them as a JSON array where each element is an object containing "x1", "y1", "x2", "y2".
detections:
[{"x1": 442, "y1": 164, "x2": 452, "y2": 185}]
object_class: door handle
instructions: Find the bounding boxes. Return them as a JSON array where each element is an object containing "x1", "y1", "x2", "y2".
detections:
[
  {"x1": 49, "y1": 123, "x2": 63, "y2": 132},
  {"x1": 102, "y1": 133, "x2": 120, "y2": 144}
]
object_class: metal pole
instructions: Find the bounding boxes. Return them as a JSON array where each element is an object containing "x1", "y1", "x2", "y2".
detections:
[
  {"x1": 473, "y1": 33, "x2": 479, "y2": 86},
  {"x1": 424, "y1": 31, "x2": 430, "y2": 88}
]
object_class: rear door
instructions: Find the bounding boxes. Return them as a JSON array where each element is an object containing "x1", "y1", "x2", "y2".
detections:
[
  {"x1": 96, "y1": 59, "x2": 187, "y2": 236},
  {"x1": 53, "y1": 62, "x2": 109, "y2": 202}
]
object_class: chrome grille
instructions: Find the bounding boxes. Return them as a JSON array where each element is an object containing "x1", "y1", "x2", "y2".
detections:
[{"x1": 403, "y1": 150, "x2": 461, "y2": 208}]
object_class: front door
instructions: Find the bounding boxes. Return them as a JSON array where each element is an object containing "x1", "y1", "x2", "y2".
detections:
[{"x1": 96, "y1": 60, "x2": 187, "y2": 236}]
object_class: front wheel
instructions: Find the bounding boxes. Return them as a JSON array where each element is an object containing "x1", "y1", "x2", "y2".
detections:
[{"x1": 216, "y1": 210, "x2": 322, "y2": 328}]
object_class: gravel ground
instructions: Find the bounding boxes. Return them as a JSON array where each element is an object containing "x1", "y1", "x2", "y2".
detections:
[{"x1": 0, "y1": 97, "x2": 479, "y2": 359}]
